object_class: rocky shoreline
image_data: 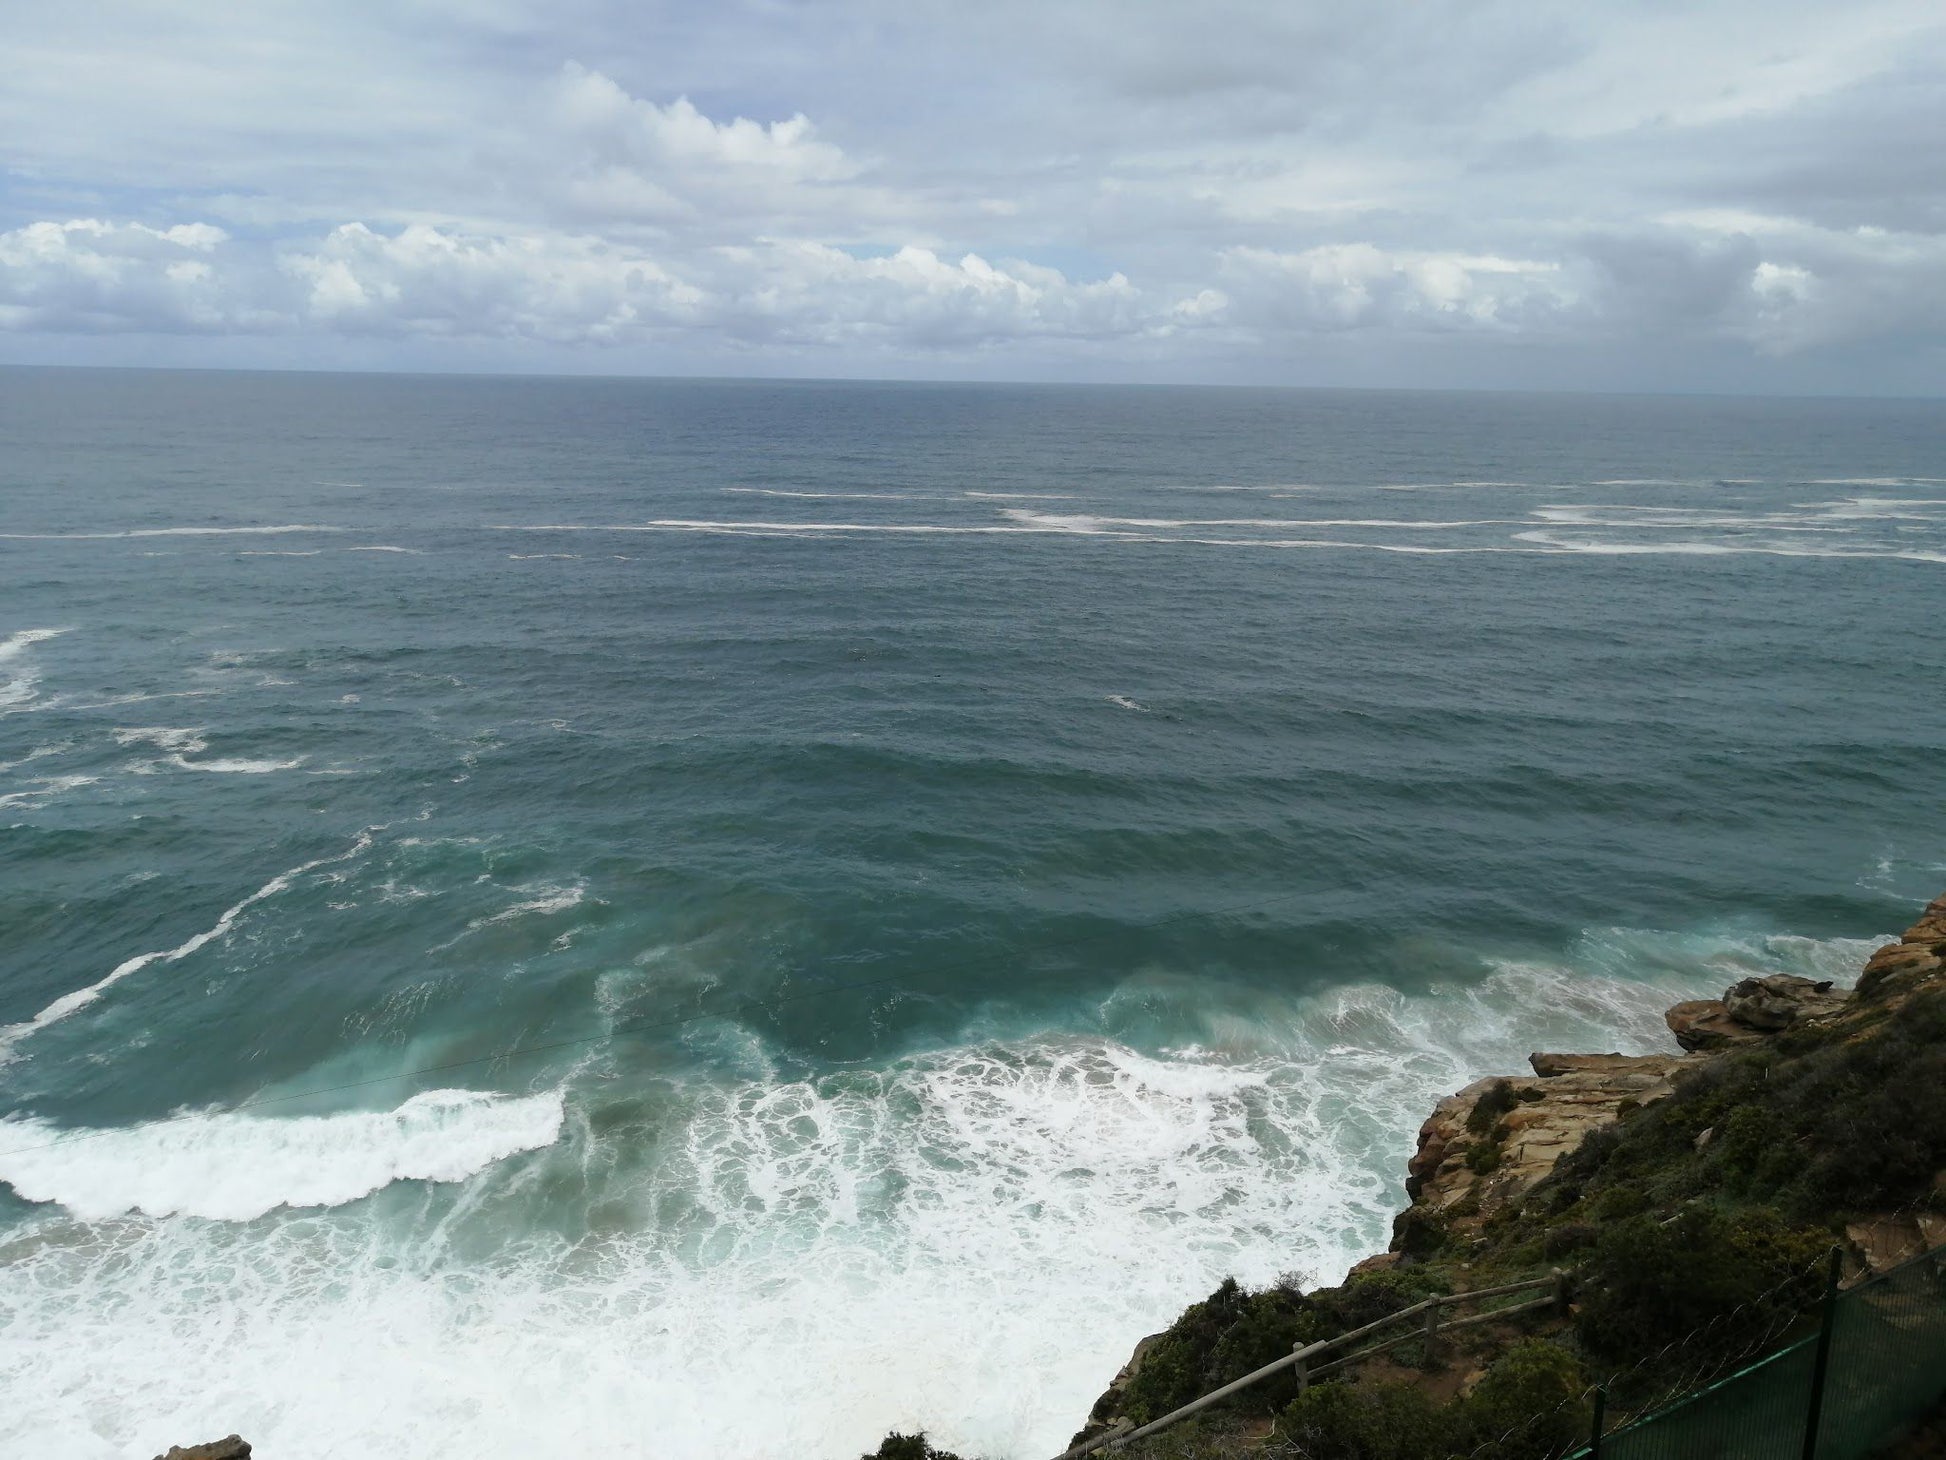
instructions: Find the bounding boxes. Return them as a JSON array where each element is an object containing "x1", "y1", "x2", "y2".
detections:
[{"x1": 1062, "y1": 892, "x2": 1946, "y2": 1457}]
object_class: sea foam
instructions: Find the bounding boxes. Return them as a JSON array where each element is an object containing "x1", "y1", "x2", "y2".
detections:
[
  {"x1": 113, "y1": 727, "x2": 304, "y2": 774},
  {"x1": 0, "y1": 926, "x2": 1859, "y2": 1460},
  {"x1": 0, "y1": 1088, "x2": 566, "y2": 1221},
  {"x1": 0, "y1": 628, "x2": 67, "y2": 711}
]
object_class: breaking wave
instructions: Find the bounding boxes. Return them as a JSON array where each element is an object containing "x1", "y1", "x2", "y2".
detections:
[
  {"x1": 0, "y1": 1088, "x2": 566, "y2": 1221},
  {"x1": 0, "y1": 928, "x2": 1880, "y2": 1460}
]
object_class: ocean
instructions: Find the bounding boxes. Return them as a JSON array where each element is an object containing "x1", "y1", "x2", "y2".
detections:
[{"x1": 1, "y1": 368, "x2": 1942, "y2": 1459}]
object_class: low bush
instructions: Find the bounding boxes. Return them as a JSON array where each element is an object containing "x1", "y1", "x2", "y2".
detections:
[
  {"x1": 1118, "y1": 1268, "x2": 1451, "y2": 1426},
  {"x1": 860, "y1": 1433, "x2": 965, "y2": 1460},
  {"x1": 1573, "y1": 1205, "x2": 1828, "y2": 1362},
  {"x1": 1278, "y1": 1342, "x2": 1585, "y2": 1460},
  {"x1": 1281, "y1": 1380, "x2": 1442, "y2": 1460},
  {"x1": 1460, "y1": 1340, "x2": 1588, "y2": 1459},
  {"x1": 1468, "y1": 1080, "x2": 1521, "y2": 1135}
]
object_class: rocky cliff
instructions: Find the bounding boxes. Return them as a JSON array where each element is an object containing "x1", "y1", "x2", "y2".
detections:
[{"x1": 1063, "y1": 893, "x2": 1946, "y2": 1459}]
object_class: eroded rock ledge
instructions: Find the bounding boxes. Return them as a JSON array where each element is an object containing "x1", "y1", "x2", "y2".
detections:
[{"x1": 1397, "y1": 1050, "x2": 1691, "y2": 1244}]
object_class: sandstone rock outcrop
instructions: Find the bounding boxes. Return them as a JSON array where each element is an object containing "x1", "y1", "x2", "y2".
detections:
[
  {"x1": 153, "y1": 1440, "x2": 250, "y2": 1460},
  {"x1": 1665, "y1": 972, "x2": 1847, "y2": 1050},
  {"x1": 1858, "y1": 893, "x2": 1946, "y2": 999},
  {"x1": 1402, "y1": 1051, "x2": 1689, "y2": 1233}
]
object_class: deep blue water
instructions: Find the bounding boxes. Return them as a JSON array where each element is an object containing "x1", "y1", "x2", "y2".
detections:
[{"x1": 1, "y1": 369, "x2": 1942, "y2": 1459}]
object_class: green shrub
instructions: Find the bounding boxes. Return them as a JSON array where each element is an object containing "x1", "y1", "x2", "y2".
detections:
[
  {"x1": 1469, "y1": 1080, "x2": 1520, "y2": 1135},
  {"x1": 1118, "y1": 1279, "x2": 1312, "y2": 1423},
  {"x1": 1280, "y1": 1380, "x2": 1442, "y2": 1460},
  {"x1": 860, "y1": 1433, "x2": 965, "y2": 1460},
  {"x1": 1118, "y1": 1269, "x2": 1452, "y2": 1428},
  {"x1": 1118, "y1": 1278, "x2": 1252, "y2": 1424},
  {"x1": 1541, "y1": 1222, "x2": 1599, "y2": 1259},
  {"x1": 1574, "y1": 1206, "x2": 1828, "y2": 1362},
  {"x1": 1589, "y1": 1185, "x2": 1648, "y2": 1222},
  {"x1": 1465, "y1": 1140, "x2": 1503, "y2": 1176},
  {"x1": 1460, "y1": 1341, "x2": 1589, "y2": 1459},
  {"x1": 1391, "y1": 1204, "x2": 1450, "y2": 1257},
  {"x1": 1277, "y1": 1345, "x2": 1586, "y2": 1460},
  {"x1": 1310, "y1": 1268, "x2": 1450, "y2": 1335},
  {"x1": 1203, "y1": 1296, "x2": 1312, "y2": 1414}
]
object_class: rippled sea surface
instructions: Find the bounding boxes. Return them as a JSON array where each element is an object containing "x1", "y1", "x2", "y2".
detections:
[{"x1": 2, "y1": 370, "x2": 1943, "y2": 1459}]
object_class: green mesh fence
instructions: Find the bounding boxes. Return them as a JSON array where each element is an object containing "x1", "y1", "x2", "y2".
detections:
[
  {"x1": 1813, "y1": 1245, "x2": 1946, "y2": 1460},
  {"x1": 1582, "y1": 1338, "x2": 1816, "y2": 1460},
  {"x1": 1569, "y1": 1245, "x2": 1946, "y2": 1460}
]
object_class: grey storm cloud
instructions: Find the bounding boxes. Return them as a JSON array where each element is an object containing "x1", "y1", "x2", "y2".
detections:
[{"x1": 1, "y1": 0, "x2": 1943, "y2": 390}]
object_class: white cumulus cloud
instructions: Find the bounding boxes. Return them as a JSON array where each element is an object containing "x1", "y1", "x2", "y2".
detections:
[{"x1": 0, "y1": 1, "x2": 1942, "y2": 387}]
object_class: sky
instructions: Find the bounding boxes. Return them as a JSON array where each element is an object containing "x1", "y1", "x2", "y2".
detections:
[{"x1": 2, "y1": 0, "x2": 1944, "y2": 392}]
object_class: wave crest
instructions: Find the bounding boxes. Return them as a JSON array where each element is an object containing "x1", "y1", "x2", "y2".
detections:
[{"x1": 0, "y1": 1088, "x2": 566, "y2": 1221}]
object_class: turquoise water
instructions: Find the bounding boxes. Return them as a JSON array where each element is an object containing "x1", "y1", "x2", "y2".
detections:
[{"x1": 1, "y1": 370, "x2": 1942, "y2": 1458}]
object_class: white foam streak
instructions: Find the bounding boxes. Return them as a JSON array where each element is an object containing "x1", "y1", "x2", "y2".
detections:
[
  {"x1": 725, "y1": 489, "x2": 915, "y2": 500},
  {"x1": 0, "y1": 774, "x2": 99, "y2": 811},
  {"x1": 0, "y1": 526, "x2": 343, "y2": 540},
  {"x1": 1801, "y1": 497, "x2": 1946, "y2": 521},
  {"x1": 1003, "y1": 509, "x2": 1504, "y2": 531},
  {"x1": 0, "y1": 742, "x2": 68, "y2": 775},
  {"x1": 1531, "y1": 505, "x2": 1852, "y2": 532},
  {"x1": 0, "y1": 831, "x2": 375, "y2": 1063},
  {"x1": 495, "y1": 520, "x2": 1053, "y2": 537},
  {"x1": 1513, "y1": 530, "x2": 1946, "y2": 563},
  {"x1": 112, "y1": 727, "x2": 304, "y2": 774},
  {"x1": 0, "y1": 1089, "x2": 566, "y2": 1220},
  {"x1": 471, "y1": 884, "x2": 587, "y2": 931},
  {"x1": 1807, "y1": 477, "x2": 1946, "y2": 486}
]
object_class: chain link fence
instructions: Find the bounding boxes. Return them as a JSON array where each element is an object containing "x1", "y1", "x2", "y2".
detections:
[{"x1": 1575, "y1": 1243, "x2": 1946, "y2": 1460}]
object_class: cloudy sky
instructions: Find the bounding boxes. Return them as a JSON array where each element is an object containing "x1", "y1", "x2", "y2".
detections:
[{"x1": 3, "y1": 0, "x2": 1943, "y2": 391}]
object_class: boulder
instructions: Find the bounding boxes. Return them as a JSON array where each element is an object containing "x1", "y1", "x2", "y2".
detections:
[
  {"x1": 153, "y1": 1441, "x2": 250, "y2": 1460},
  {"x1": 1723, "y1": 973, "x2": 1845, "y2": 1030},
  {"x1": 1665, "y1": 999, "x2": 1752, "y2": 1051},
  {"x1": 1666, "y1": 974, "x2": 1846, "y2": 1050}
]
